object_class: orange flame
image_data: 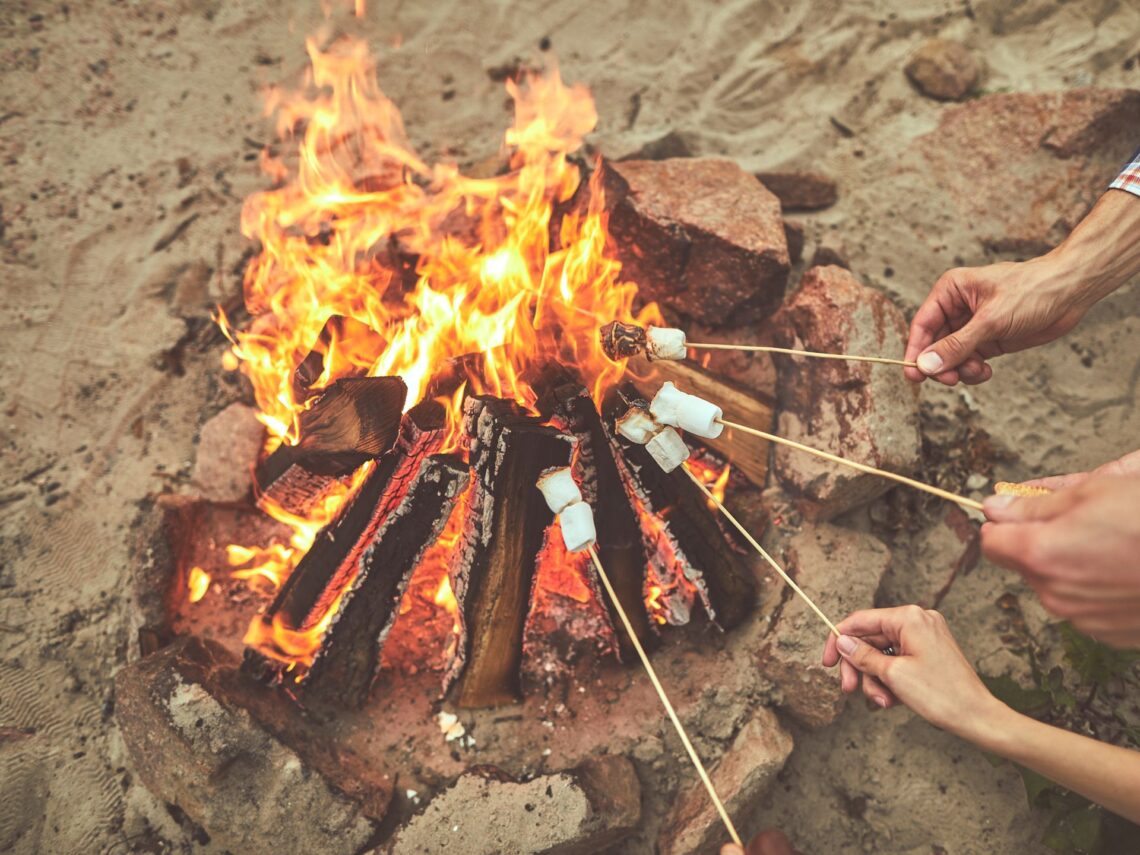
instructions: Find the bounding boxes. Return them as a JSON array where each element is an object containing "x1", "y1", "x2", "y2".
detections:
[{"x1": 187, "y1": 567, "x2": 211, "y2": 603}]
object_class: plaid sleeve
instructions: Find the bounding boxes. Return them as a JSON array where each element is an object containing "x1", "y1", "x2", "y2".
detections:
[{"x1": 1109, "y1": 146, "x2": 1140, "y2": 197}]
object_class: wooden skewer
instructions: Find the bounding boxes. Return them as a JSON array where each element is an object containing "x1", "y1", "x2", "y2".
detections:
[
  {"x1": 586, "y1": 545, "x2": 743, "y2": 848},
  {"x1": 683, "y1": 466, "x2": 839, "y2": 637},
  {"x1": 687, "y1": 341, "x2": 916, "y2": 368},
  {"x1": 716, "y1": 417, "x2": 984, "y2": 512}
]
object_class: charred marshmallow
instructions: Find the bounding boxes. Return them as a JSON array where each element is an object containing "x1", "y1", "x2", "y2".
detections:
[
  {"x1": 645, "y1": 426, "x2": 690, "y2": 473},
  {"x1": 650, "y1": 381, "x2": 724, "y2": 439},
  {"x1": 558, "y1": 501, "x2": 597, "y2": 553},
  {"x1": 536, "y1": 467, "x2": 582, "y2": 514},
  {"x1": 615, "y1": 406, "x2": 660, "y2": 445},
  {"x1": 645, "y1": 326, "x2": 688, "y2": 361}
]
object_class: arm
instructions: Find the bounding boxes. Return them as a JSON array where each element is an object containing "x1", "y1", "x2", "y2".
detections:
[
  {"x1": 822, "y1": 606, "x2": 1140, "y2": 824},
  {"x1": 905, "y1": 187, "x2": 1140, "y2": 385}
]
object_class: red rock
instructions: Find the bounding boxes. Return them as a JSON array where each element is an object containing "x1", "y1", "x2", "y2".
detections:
[
  {"x1": 758, "y1": 522, "x2": 891, "y2": 728},
  {"x1": 809, "y1": 242, "x2": 848, "y2": 269},
  {"x1": 772, "y1": 266, "x2": 921, "y2": 519},
  {"x1": 658, "y1": 706, "x2": 794, "y2": 855},
  {"x1": 602, "y1": 158, "x2": 789, "y2": 324},
  {"x1": 114, "y1": 638, "x2": 391, "y2": 855},
  {"x1": 380, "y1": 755, "x2": 640, "y2": 855},
  {"x1": 783, "y1": 219, "x2": 805, "y2": 264},
  {"x1": 904, "y1": 39, "x2": 981, "y2": 101},
  {"x1": 910, "y1": 88, "x2": 1140, "y2": 253},
  {"x1": 755, "y1": 171, "x2": 839, "y2": 211},
  {"x1": 189, "y1": 403, "x2": 264, "y2": 502},
  {"x1": 878, "y1": 505, "x2": 981, "y2": 609}
]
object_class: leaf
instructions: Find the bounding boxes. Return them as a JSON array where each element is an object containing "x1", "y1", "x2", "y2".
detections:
[
  {"x1": 1043, "y1": 666, "x2": 1077, "y2": 712},
  {"x1": 1042, "y1": 801, "x2": 1103, "y2": 854},
  {"x1": 981, "y1": 673, "x2": 1050, "y2": 715},
  {"x1": 1016, "y1": 765, "x2": 1057, "y2": 808}
]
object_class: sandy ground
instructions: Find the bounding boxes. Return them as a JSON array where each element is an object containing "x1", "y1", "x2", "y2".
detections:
[{"x1": 2, "y1": 0, "x2": 1139, "y2": 852}]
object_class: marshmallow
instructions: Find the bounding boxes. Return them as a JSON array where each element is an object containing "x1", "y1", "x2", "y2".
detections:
[
  {"x1": 649, "y1": 381, "x2": 724, "y2": 439},
  {"x1": 536, "y1": 467, "x2": 582, "y2": 514},
  {"x1": 646, "y1": 426, "x2": 690, "y2": 472},
  {"x1": 646, "y1": 326, "x2": 687, "y2": 361},
  {"x1": 558, "y1": 501, "x2": 597, "y2": 553},
  {"x1": 615, "y1": 406, "x2": 660, "y2": 445}
]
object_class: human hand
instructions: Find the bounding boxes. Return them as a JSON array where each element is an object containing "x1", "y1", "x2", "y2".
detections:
[
  {"x1": 1018, "y1": 448, "x2": 1140, "y2": 492},
  {"x1": 720, "y1": 828, "x2": 801, "y2": 855},
  {"x1": 983, "y1": 473, "x2": 1140, "y2": 648},
  {"x1": 904, "y1": 258, "x2": 1088, "y2": 386},
  {"x1": 821, "y1": 606, "x2": 1002, "y2": 740}
]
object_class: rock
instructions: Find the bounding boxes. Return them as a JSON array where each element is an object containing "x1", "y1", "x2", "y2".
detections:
[
  {"x1": 773, "y1": 266, "x2": 921, "y2": 519},
  {"x1": 658, "y1": 706, "x2": 794, "y2": 855},
  {"x1": 909, "y1": 88, "x2": 1140, "y2": 253},
  {"x1": 382, "y1": 756, "x2": 640, "y2": 855},
  {"x1": 602, "y1": 158, "x2": 789, "y2": 324},
  {"x1": 878, "y1": 505, "x2": 981, "y2": 609},
  {"x1": 114, "y1": 638, "x2": 391, "y2": 855},
  {"x1": 190, "y1": 403, "x2": 264, "y2": 502},
  {"x1": 783, "y1": 219, "x2": 805, "y2": 265},
  {"x1": 758, "y1": 523, "x2": 891, "y2": 727},
  {"x1": 809, "y1": 242, "x2": 849, "y2": 269},
  {"x1": 904, "y1": 39, "x2": 980, "y2": 101},
  {"x1": 618, "y1": 130, "x2": 696, "y2": 161},
  {"x1": 755, "y1": 171, "x2": 838, "y2": 212}
]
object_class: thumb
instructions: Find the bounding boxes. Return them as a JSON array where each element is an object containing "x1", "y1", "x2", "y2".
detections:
[
  {"x1": 836, "y1": 634, "x2": 892, "y2": 680},
  {"x1": 983, "y1": 487, "x2": 1080, "y2": 523},
  {"x1": 916, "y1": 318, "x2": 990, "y2": 376}
]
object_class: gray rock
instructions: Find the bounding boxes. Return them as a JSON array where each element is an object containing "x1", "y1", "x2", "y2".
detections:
[
  {"x1": 904, "y1": 39, "x2": 981, "y2": 101},
  {"x1": 190, "y1": 402, "x2": 264, "y2": 502}
]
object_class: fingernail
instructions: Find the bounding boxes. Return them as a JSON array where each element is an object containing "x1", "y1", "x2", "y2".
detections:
[
  {"x1": 875, "y1": 697, "x2": 888, "y2": 708},
  {"x1": 917, "y1": 351, "x2": 944, "y2": 374},
  {"x1": 837, "y1": 634, "x2": 858, "y2": 655},
  {"x1": 983, "y1": 495, "x2": 1015, "y2": 513}
]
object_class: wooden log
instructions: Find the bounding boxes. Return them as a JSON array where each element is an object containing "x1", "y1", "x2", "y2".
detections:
[
  {"x1": 540, "y1": 380, "x2": 656, "y2": 662},
  {"x1": 302, "y1": 453, "x2": 468, "y2": 707},
  {"x1": 243, "y1": 400, "x2": 447, "y2": 680},
  {"x1": 292, "y1": 315, "x2": 386, "y2": 402},
  {"x1": 254, "y1": 375, "x2": 408, "y2": 513},
  {"x1": 626, "y1": 355, "x2": 774, "y2": 487},
  {"x1": 603, "y1": 385, "x2": 757, "y2": 630},
  {"x1": 448, "y1": 396, "x2": 575, "y2": 708}
]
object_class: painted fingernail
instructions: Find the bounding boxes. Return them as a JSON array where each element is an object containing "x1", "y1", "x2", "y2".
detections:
[
  {"x1": 837, "y1": 634, "x2": 858, "y2": 655},
  {"x1": 875, "y1": 697, "x2": 888, "y2": 708},
  {"x1": 917, "y1": 351, "x2": 944, "y2": 374}
]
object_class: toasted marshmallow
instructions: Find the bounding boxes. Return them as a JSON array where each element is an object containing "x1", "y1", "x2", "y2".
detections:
[
  {"x1": 646, "y1": 426, "x2": 690, "y2": 472},
  {"x1": 649, "y1": 381, "x2": 724, "y2": 439},
  {"x1": 537, "y1": 467, "x2": 582, "y2": 514},
  {"x1": 615, "y1": 406, "x2": 661, "y2": 445},
  {"x1": 558, "y1": 501, "x2": 597, "y2": 553},
  {"x1": 646, "y1": 326, "x2": 687, "y2": 361}
]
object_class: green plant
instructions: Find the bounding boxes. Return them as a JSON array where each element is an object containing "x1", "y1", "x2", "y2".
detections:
[{"x1": 980, "y1": 622, "x2": 1140, "y2": 855}]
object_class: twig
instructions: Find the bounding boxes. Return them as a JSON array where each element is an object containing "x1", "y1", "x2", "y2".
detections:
[
  {"x1": 716, "y1": 418, "x2": 984, "y2": 512},
  {"x1": 586, "y1": 546, "x2": 743, "y2": 848},
  {"x1": 687, "y1": 341, "x2": 916, "y2": 368}
]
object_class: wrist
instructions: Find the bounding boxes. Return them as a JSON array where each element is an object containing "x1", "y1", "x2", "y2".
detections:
[{"x1": 952, "y1": 692, "x2": 1021, "y2": 751}]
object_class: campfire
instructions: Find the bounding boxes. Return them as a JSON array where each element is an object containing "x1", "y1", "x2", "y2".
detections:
[{"x1": 182, "y1": 34, "x2": 769, "y2": 712}]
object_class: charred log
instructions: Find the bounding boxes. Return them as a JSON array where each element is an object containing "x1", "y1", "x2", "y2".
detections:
[
  {"x1": 448, "y1": 396, "x2": 575, "y2": 708},
  {"x1": 292, "y1": 315, "x2": 386, "y2": 402},
  {"x1": 603, "y1": 385, "x2": 757, "y2": 630},
  {"x1": 539, "y1": 380, "x2": 655, "y2": 661},
  {"x1": 303, "y1": 453, "x2": 468, "y2": 708}
]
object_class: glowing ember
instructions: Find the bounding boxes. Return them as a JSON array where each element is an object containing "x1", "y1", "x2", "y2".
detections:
[{"x1": 187, "y1": 566, "x2": 211, "y2": 603}]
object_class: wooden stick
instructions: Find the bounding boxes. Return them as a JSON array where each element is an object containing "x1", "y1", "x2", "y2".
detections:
[
  {"x1": 716, "y1": 418, "x2": 984, "y2": 512},
  {"x1": 586, "y1": 545, "x2": 743, "y2": 848},
  {"x1": 687, "y1": 341, "x2": 916, "y2": 368},
  {"x1": 683, "y1": 466, "x2": 839, "y2": 637}
]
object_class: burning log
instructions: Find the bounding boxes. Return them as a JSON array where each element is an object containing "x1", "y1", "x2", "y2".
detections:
[
  {"x1": 604, "y1": 385, "x2": 757, "y2": 630},
  {"x1": 303, "y1": 452, "x2": 468, "y2": 707},
  {"x1": 292, "y1": 315, "x2": 386, "y2": 402},
  {"x1": 538, "y1": 380, "x2": 656, "y2": 661},
  {"x1": 254, "y1": 375, "x2": 407, "y2": 514},
  {"x1": 448, "y1": 396, "x2": 575, "y2": 708},
  {"x1": 244, "y1": 398, "x2": 446, "y2": 681}
]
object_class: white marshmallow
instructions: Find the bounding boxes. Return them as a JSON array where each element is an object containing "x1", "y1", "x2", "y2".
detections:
[
  {"x1": 646, "y1": 326, "x2": 687, "y2": 361},
  {"x1": 536, "y1": 467, "x2": 582, "y2": 514},
  {"x1": 615, "y1": 407, "x2": 660, "y2": 445},
  {"x1": 558, "y1": 501, "x2": 597, "y2": 553},
  {"x1": 649, "y1": 381, "x2": 724, "y2": 439},
  {"x1": 646, "y1": 426, "x2": 690, "y2": 472}
]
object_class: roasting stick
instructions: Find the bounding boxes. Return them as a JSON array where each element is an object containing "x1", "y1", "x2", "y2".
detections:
[
  {"x1": 715, "y1": 417, "x2": 984, "y2": 512},
  {"x1": 686, "y1": 340, "x2": 916, "y2": 368},
  {"x1": 683, "y1": 467, "x2": 839, "y2": 636},
  {"x1": 585, "y1": 545, "x2": 744, "y2": 848}
]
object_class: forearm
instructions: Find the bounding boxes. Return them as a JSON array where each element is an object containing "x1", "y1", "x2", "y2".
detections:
[
  {"x1": 1044, "y1": 189, "x2": 1140, "y2": 310},
  {"x1": 966, "y1": 701, "x2": 1140, "y2": 824}
]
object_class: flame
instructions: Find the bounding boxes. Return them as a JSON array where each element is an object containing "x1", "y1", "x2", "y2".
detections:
[
  {"x1": 688, "y1": 458, "x2": 731, "y2": 512},
  {"x1": 187, "y1": 567, "x2": 211, "y2": 603},
  {"x1": 201, "y1": 31, "x2": 666, "y2": 674}
]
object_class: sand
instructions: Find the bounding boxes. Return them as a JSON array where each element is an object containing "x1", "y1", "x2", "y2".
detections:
[{"x1": 1, "y1": 0, "x2": 1138, "y2": 852}]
